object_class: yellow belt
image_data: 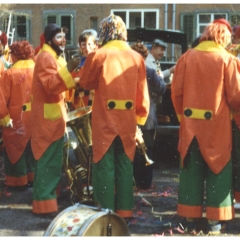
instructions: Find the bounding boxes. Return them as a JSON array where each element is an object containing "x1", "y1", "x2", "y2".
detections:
[
  {"x1": 107, "y1": 99, "x2": 133, "y2": 110},
  {"x1": 22, "y1": 102, "x2": 31, "y2": 112},
  {"x1": 184, "y1": 108, "x2": 212, "y2": 120}
]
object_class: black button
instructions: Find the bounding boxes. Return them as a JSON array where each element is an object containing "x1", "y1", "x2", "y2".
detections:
[
  {"x1": 108, "y1": 101, "x2": 115, "y2": 109},
  {"x1": 22, "y1": 105, "x2": 27, "y2": 111},
  {"x1": 125, "y1": 101, "x2": 132, "y2": 109},
  {"x1": 204, "y1": 111, "x2": 212, "y2": 120},
  {"x1": 184, "y1": 108, "x2": 192, "y2": 117}
]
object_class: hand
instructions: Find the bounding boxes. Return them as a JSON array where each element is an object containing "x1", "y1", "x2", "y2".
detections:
[
  {"x1": 169, "y1": 65, "x2": 175, "y2": 74},
  {"x1": 67, "y1": 54, "x2": 81, "y2": 73},
  {"x1": 4, "y1": 119, "x2": 13, "y2": 128}
]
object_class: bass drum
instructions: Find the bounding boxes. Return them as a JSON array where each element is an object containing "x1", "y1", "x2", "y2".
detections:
[{"x1": 43, "y1": 204, "x2": 130, "y2": 236}]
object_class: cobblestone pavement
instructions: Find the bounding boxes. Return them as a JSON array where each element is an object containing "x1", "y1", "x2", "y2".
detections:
[{"x1": 1, "y1": 154, "x2": 240, "y2": 237}]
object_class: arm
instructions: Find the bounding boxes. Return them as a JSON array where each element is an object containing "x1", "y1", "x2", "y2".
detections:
[{"x1": 147, "y1": 67, "x2": 166, "y2": 96}]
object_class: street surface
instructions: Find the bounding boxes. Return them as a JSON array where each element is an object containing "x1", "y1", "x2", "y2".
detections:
[
  {"x1": 0, "y1": 126, "x2": 240, "y2": 237},
  {"x1": 1, "y1": 155, "x2": 240, "y2": 236}
]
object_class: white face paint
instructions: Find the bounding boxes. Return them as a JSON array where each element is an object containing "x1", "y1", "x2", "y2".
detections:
[{"x1": 54, "y1": 30, "x2": 66, "y2": 51}]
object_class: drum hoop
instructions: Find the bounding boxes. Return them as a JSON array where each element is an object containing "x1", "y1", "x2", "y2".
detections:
[{"x1": 77, "y1": 210, "x2": 130, "y2": 236}]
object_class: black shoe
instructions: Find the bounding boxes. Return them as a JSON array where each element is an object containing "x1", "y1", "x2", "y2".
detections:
[
  {"x1": 180, "y1": 218, "x2": 197, "y2": 234},
  {"x1": 5, "y1": 185, "x2": 28, "y2": 191},
  {"x1": 33, "y1": 211, "x2": 59, "y2": 219}
]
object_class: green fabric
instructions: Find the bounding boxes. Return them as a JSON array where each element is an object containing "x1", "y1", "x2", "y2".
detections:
[
  {"x1": 232, "y1": 120, "x2": 240, "y2": 192},
  {"x1": 178, "y1": 137, "x2": 233, "y2": 208},
  {"x1": 92, "y1": 136, "x2": 133, "y2": 211},
  {"x1": 4, "y1": 141, "x2": 35, "y2": 178},
  {"x1": 33, "y1": 137, "x2": 64, "y2": 201}
]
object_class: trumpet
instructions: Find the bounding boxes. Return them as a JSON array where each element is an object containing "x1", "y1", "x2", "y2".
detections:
[{"x1": 135, "y1": 126, "x2": 154, "y2": 166}]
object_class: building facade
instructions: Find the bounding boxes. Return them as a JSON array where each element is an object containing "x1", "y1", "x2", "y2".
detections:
[{"x1": 0, "y1": 3, "x2": 240, "y2": 56}]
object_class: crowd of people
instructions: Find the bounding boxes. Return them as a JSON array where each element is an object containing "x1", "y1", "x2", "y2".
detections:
[{"x1": 1, "y1": 14, "x2": 240, "y2": 235}]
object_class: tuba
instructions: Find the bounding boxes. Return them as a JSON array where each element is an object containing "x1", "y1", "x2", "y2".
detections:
[{"x1": 63, "y1": 106, "x2": 93, "y2": 203}]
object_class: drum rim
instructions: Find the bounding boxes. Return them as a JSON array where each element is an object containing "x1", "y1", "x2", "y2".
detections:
[
  {"x1": 43, "y1": 204, "x2": 130, "y2": 236},
  {"x1": 77, "y1": 210, "x2": 131, "y2": 236}
]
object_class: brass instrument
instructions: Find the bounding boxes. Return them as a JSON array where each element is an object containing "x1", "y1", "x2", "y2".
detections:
[
  {"x1": 135, "y1": 126, "x2": 154, "y2": 166},
  {"x1": 63, "y1": 106, "x2": 93, "y2": 203}
]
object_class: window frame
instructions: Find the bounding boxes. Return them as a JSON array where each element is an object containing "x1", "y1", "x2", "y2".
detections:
[
  {"x1": 43, "y1": 10, "x2": 76, "y2": 49},
  {"x1": 196, "y1": 12, "x2": 228, "y2": 37},
  {"x1": 110, "y1": 9, "x2": 159, "y2": 29},
  {"x1": 181, "y1": 10, "x2": 230, "y2": 47},
  {"x1": 0, "y1": 10, "x2": 32, "y2": 44}
]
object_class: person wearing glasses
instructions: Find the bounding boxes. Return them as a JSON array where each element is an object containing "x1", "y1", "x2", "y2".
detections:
[{"x1": 145, "y1": 39, "x2": 175, "y2": 81}]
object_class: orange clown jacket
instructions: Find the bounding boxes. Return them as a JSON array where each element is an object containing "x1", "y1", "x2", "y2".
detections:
[
  {"x1": 0, "y1": 60, "x2": 4, "y2": 78},
  {"x1": 0, "y1": 59, "x2": 35, "y2": 164},
  {"x1": 226, "y1": 43, "x2": 240, "y2": 127},
  {"x1": 80, "y1": 40, "x2": 150, "y2": 163},
  {"x1": 31, "y1": 44, "x2": 76, "y2": 160},
  {"x1": 171, "y1": 41, "x2": 240, "y2": 174}
]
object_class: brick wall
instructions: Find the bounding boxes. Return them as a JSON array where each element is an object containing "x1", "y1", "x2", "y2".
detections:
[{"x1": 2, "y1": 3, "x2": 240, "y2": 48}]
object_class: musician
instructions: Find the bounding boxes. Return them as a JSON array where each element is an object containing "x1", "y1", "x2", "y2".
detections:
[
  {"x1": 31, "y1": 23, "x2": 80, "y2": 217},
  {"x1": 131, "y1": 42, "x2": 166, "y2": 189},
  {"x1": 67, "y1": 29, "x2": 98, "y2": 110},
  {"x1": 0, "y1": 41, "x2": 35, "y2": 189},
  {"x1": 171, "y1": 18, "x2": 240, "y2": 234},
  {"x1": 226, "y1": 25, "x2": 240, "y2": 208},
  {"x1": 145, "y1": 39, "x2": 175, "y2": 80},
  {"x1": 79, "y1": 14, "x2": 149, "y2": 220}
]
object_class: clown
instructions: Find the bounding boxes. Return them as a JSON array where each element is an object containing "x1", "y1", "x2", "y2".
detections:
[
  {"x1": 171, "y1": 18, "x2": 240, "y2": 234},
  {"x1": 31, "y1": 23, "x2": 80, "y2": 217},
  {"x1": 79, "y1": 14, "x2": 149, "y2": 220}
]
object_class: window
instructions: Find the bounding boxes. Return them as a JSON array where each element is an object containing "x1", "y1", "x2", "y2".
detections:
[
  {"x1": 181, "y1": 12, "x2": 228, "y2": 47},
  {"x1": 0, "y1": 11, "x2": 31, "y2": 45},
  {"x1": 111, "y1": 9, "x2": 159, "y2": 29},
  {"x1": 197, "y1": 13, "x2": 227, "y2": 37},
  {"x1": 43, "y1": 10, "x2": 76, "y2": 48}
]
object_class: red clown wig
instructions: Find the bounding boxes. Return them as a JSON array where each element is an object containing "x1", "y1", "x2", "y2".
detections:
[
  {"x1": 200, "y1": 18, "x2": 232, "y2": 48},
  {"x1": 9, "y1": 41, "x2": 35, "y2": 60}
]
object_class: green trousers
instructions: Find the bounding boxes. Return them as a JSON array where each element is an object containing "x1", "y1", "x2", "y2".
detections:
[
  {"x1": 92, "y1": 136, "x2": 134, "y2": 218},
  {"x1": 232, "y1": 120, "x2": 240, "y2": 201},
  {"x1": 32, "y1": 137, "x2": 64, "y2": 214},
  {"x1": 177, "y1": 137, "x2": 234, "y2": 221},
  {"x1": 4, "y1": 141, "x2": 35, "y2": 186}
]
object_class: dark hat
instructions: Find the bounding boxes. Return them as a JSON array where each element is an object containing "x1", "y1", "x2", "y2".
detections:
[
  {"x1": 152, "y1": 39, "x2": 168, "y2": 49},
  {"x1": 44, "y1": 23, "x2": 61, "y2": 42},
  {"x1": 213, "y1": 18, "x2": 232, "y2": 33}
]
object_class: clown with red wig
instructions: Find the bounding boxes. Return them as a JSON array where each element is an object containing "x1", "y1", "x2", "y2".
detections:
[
  {"x1": 0, "y1": 40, "x2": 35, "y2": 189},
  {"x1": 171, "y1": 19, "x2": 240, "y2": 234}
]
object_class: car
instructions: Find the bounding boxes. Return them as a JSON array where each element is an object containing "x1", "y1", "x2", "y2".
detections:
[{"x1": 127, "y1": 28, "x2": 188, "y2": 165}]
